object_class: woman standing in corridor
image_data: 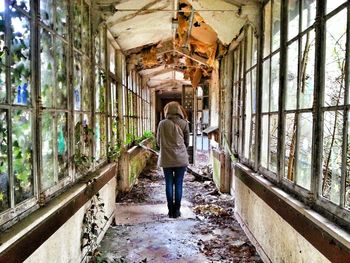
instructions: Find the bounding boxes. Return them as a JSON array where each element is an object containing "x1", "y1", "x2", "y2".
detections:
[{"x1": 157, "y1": 101, "x2": 190, "y2": 218}]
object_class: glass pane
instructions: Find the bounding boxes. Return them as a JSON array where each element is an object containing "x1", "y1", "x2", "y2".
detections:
[
  {"x1": 262, "y1": 59, "x2": 270, "y2": 113},
  {"x1": 82, "y1": 58, "x2": 91, "y2": 111},
  {"x1": 284, "y1": 113, "x2": 296, "y2": 180},
  {"x1": 40, "y1": 0, "x2": 53, "y2": 26},
  {"x1": 327, "y1": 0, "x2": 347, "y2": 14},
  {"x1": 82, "y1": 113, "x2": 92, "y2": 158},
  {"x1": 55, "y1": 39, "x2": 68, "y2": 108},
  {"x1": 246, "y1": 27, "x2": 252, "y2": 70},
  {"x1": 324, "y1": 10, "x2": 347, "y2": 107},
  {"x1": 74, "y1": 53, "x2": 82, "y2": 111},
  {"x1": 73, "y1": 0, "x2": 82, "y2": 50},
  {"x1": 40, "y1": 29, "x2": 54, "y2": 108},
  {"x1": 244, "y1": 72, "x2": 251, "y2": 159},
  {"x1": 12, "y1": 110, "x2": 33, "y2": 204},
  {"x1": 100, "y1": 114, "x2": 106, "y2": 160},
  {"x1": 286, "y1": 41, "x2": 298, "y2": 110},
  {"x1": 57, "y1": 113, "x2": 68, "y2": 180},
  {"x1": 0, "y1": 9, "x2": 6, "y2": 103},
  {"x1": 261, "y1": 115, "x2": 269, "y2": 168},
  {"x1": 252, "y1": 68, "x2": 257, "y2": 114},
  {"x1": 95, "y1": 34, "x2": 100, "y2": 66},
  {"x1": 95, "y1": 115, "x2": 101, "y2": 160},
  {"x1": 296, "y1": 112, "x2": 312, "y2": 190},
  {"x1": 346, "y1": 112, "x2": 350, "y2": 209},
  {"x1": 300, "y1": 29, "x2": 315, "y2": 109},
  {"x1": 109, "y1": 43, "x2": 115, "y2": 74},
  {"x1": 249, "y1": 116, "x2": 256, "y2": 161},
  {"x1": 10, "y1": 0, "x2": 30, "y2": 11},
  {"x1": 55, "y1": 0, "x2": 68, "y2": 37},
  {"x1": 322, "y1": 110, "x2": 343, "y2": 205},
  {"x1": 271, "y1": 53, "x2": 280, "y2": 112},
  {"x1": 288, "y1": 0, "x2": 299, "y2": 40},
  {"x1": 272, "y1": 0, "x2": 281, "y2": 52},
  {"x1": 82, "y1": 1, "x2": 90, "y2": 53},
  {"x1": 100, "y1": 30, "x2": 106, "y2": 69},
  {"x1": 252, "y1": 32, "x2": 258, "y2": 66},
  {"x1": 0, "y1": 111, "x2": 9, "y2": 212},
  {"x1": 264, "y1": 1, "x2": 272, "y2": 57},
  {"x1": 302, "y1": 0, "x2": 316, "y2": 31},
  {"x1": 11, "y1": 12, "x2": 31, "y2": 105},
  {"x1": 41, "y1": 112, "x2": 54, "y2": 190},
  {"x1": 269, "y1": 114, "x2": 278, "y2": 173}
]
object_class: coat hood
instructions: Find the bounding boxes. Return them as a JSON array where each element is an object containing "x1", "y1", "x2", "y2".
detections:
[{"x1": 164, "y1": 101, "x2": 185, "y2": 119}]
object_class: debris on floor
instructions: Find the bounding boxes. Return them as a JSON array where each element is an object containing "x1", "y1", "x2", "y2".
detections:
[{"x1": 98, "y1": 152, "x2": 262, "y2": 263}]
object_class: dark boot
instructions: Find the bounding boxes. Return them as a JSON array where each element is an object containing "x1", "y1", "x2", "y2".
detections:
[
  {"x1": 167, "y1": 203, "x2": 174, "y2": 218},
  {"x1": 173, "y1": 204, "x2": 181, "y2": 218}
]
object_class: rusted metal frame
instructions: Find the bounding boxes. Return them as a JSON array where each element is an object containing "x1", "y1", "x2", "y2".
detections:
[
  {"x1": 310, "y1": 0, "x2": 326, "y2": 201},
  {"x1": 70, "y1": 0, "x2": 78, "y2": 181},
  {"x1": 254, "y1": 3, "x2": 263, "y2": 172},
  {"x1": 324, "y1": 1, "x2": 349, "y2": 20},
  {"x1": 0, "y1": 164, "x2": 117, "y2": 263},
  {"x1": 286, "y1": 25, "x2": 315, "y2": 47},
  {"x1": 340, "y1": 2, "x2": 350, "y2": 208},
  {"x1": 31, "y1": 0, "x2": 40, "y2": 204},
  {"x1": 4, "y1": 0, "x2": 14, "y2": 210},
  {"x1": 104, "y1": 25, "x2": 112, "y2": 159},
  {"x1": 235, "y1": 164, "x2": 350, "y2": 263},
  {"x1": 277, "y1": 0, "x2": 288, "y2": 182}
]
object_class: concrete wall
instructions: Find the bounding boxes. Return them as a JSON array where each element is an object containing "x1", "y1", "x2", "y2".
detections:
[
  {"x1": 24, "y1": 178, "x2": 116, "y2": 263},
  {"x1": 119, "y1": 140, "x2": 152, "y2": 192},
  {"x1": 234, "y1": 174, "x2": 330, "y2": 263}
]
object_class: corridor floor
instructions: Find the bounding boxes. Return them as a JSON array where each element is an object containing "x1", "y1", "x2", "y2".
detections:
[{"x1": 97, "y1": 155, "x2": 262, "y2": 263}]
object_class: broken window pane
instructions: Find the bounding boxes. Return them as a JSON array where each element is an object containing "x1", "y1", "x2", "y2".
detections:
[
  {"x1": 0, "y1": 111, "x2": 9, "y2": 212},
  {"x1": 41, "y1": 112, "x2": 55, "y2": 190},
  {"x1": 272, "y1": 0, "x2": 281, "y2": 52},
  {"x1": 284, "y1": 113, "x2": 296, "y2": 181},
  {"x1": 300, "y1": 30, "x2": 315, "y2": 109},
  {"x1": 246, "y1": 27, "x2": 252, "y2": 70},
  {"x1": 11, "y1": 12, "x2": 31, "y2": 106},
  {"x1": 270, "y1": 53, "x2": 280, "y2": 112},
  {"x1": 322, "y1": 110, "x2": 343, "y2": 205},
  {"x1": 40, "y1": 29, "x2": 54, "y2": 108},
  {"x1": 324, "y1": 9, "x2": 346, "y2": 107},
  {"x1": 286, "y1": 41, "x2": 298, "y2": 110},
  {"x1": 269, "y1": 114, "x2": 278, "y2": 173},
  {"x1": 296, "y1": 112, "x2": 312, "y2": 190},
  {"x1": 288, "y1": 0, "x2": 299, "y2": 40},
  {"x1": 12, "y1": 110, "x2": 33, "y2": 204}
]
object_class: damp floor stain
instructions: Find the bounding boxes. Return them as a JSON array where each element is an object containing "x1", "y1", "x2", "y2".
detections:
[{"x1": 97, "y1": 155, "x2": 262, "y2": 263}]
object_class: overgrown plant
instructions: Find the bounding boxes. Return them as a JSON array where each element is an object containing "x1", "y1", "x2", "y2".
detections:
[{"x1": 81, "y1": 193, "x2": 108, "y2": 257}]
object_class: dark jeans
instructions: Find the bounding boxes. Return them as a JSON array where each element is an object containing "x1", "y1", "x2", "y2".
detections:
[{"x1": 163, "y1": 167, "x2": 186, "y2": 211}]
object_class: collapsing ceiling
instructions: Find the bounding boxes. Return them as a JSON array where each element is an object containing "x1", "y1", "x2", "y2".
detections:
[{"x1": 96, "y1": 0, "x2": 259, "y2": 93}]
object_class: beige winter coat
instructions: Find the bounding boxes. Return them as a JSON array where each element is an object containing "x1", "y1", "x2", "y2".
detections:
[{"x1": 157, "y1": 102, "x2": 190, "y2": 168}]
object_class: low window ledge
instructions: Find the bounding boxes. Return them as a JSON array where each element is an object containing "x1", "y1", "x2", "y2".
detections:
[
  {"x1": 235, "y1": 163, "x2": 350, "y2": 262},
  {"x1": 0, "y1": 163, "x2": 117, "y2": 262}
]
